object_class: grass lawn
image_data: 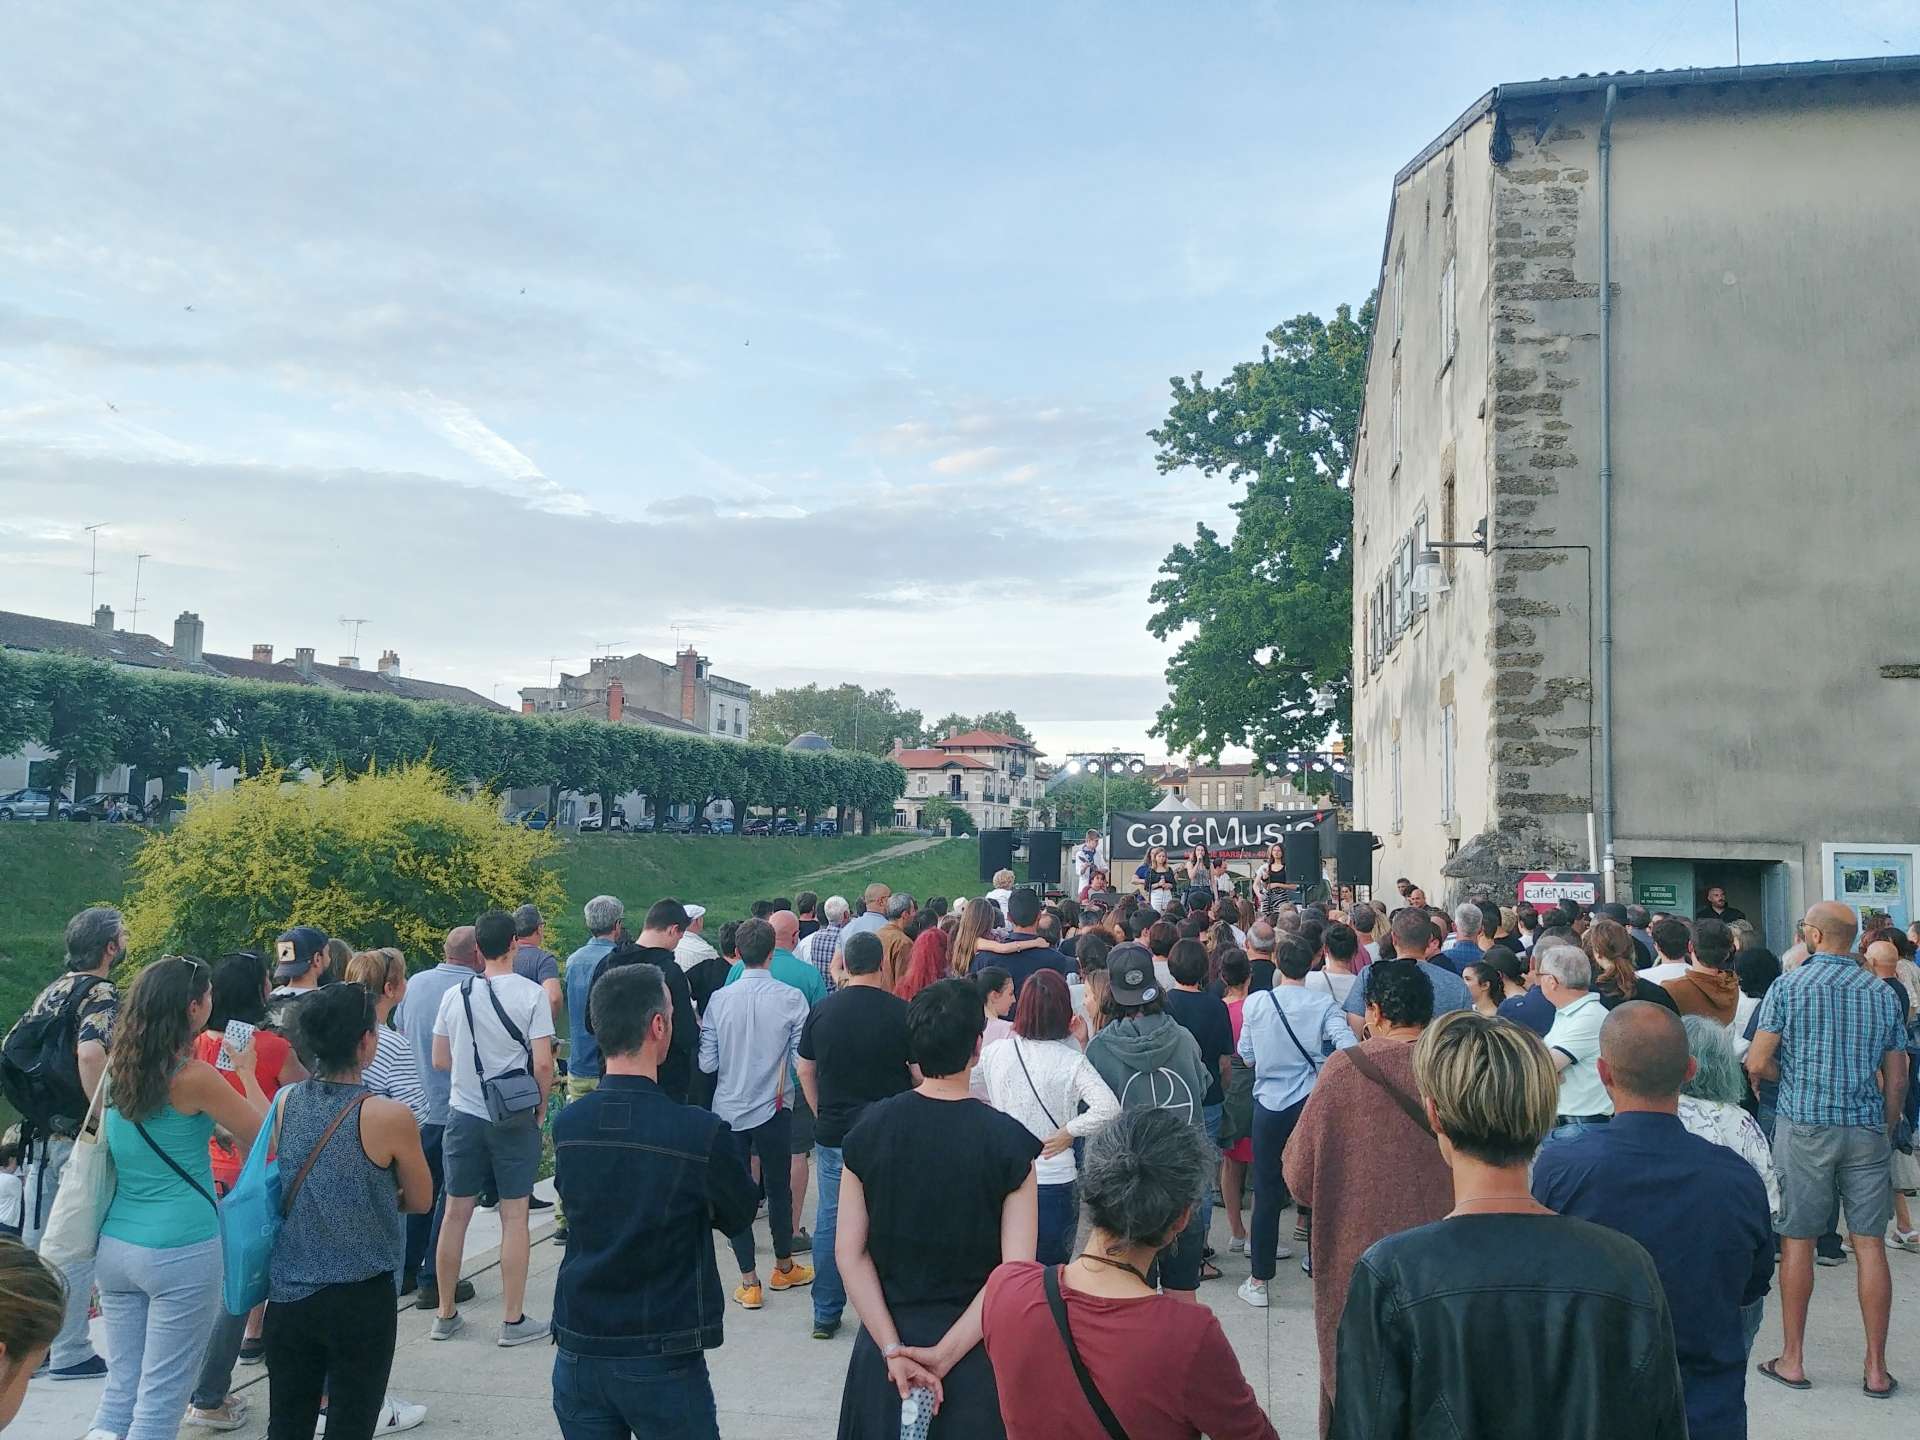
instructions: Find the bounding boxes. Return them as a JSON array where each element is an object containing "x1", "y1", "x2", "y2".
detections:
[{"x1": 0, "y1": 825, "x2": 981, "y2": 1030}]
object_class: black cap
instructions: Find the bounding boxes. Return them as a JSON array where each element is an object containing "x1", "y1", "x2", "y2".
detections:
[{"x1": 1107, "y1": 942, "x2": 1160, "y2": 1006}]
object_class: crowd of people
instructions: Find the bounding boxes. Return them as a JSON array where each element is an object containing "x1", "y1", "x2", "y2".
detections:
[{"x1": 3, "y1": 867, "x2": 1915, "y2": 1438}]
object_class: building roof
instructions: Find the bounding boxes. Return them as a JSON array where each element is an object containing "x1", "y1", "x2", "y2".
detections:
[
  {"x1": 202, "y1": 652, "x2": 299, "y2": 684},
  {"x1": 1188, "y1": 762, "x2": 1265, "y2": 779},
  {"x1": 786, "y1": 731, "x2": 833, "y2": 752},
  {"x1": 935, "y1": 729, "x2": 1036, "y2": 752},
  {"x1": 558, "y1": 695, "x2": 704, "y2": 733},
  {"x1": 894, "y1": 748, "x2": 993, "y2": 771},
  {"x1": 0, "y1": 609, "x2": 190, "y2": 671}
]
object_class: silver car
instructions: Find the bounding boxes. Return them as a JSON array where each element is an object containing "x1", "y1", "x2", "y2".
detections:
[{"x1": 0, "y1": 787, "x2": 72, "y2": 820}]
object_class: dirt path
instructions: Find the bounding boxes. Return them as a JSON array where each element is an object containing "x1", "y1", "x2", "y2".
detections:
[{"x1": 793, "y1": 834, "x2": 951, "y2": 883}]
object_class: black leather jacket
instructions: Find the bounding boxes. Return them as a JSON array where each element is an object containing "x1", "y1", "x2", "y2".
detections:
[{"x1": 1329, "y1": 1212, "x2": 1686, "y2": 1439}]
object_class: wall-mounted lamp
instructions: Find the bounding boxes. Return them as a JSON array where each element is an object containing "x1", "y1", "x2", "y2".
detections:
[{"x1": 1411, "y1": 517, "x2": 1489, "y2": 594}]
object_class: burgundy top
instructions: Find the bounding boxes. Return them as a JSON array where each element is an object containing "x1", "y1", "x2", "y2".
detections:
[{"x1": 981, "y1": 1261, "x2": 1277, "y2": 1440}]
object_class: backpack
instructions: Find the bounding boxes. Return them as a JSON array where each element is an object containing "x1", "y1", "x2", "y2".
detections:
[{"x1": 0, "y1": 975, "x2": 112, "y2": 1141}]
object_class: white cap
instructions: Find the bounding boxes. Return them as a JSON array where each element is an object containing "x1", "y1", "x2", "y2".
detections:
[{"x1": 684, "y1": 904, "x2": 706, "y2": 922}]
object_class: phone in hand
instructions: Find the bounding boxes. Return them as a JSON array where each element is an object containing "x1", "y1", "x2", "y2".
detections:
[{"x1": 217, "y1": 1019, "x2": 256, "y2": 1072}]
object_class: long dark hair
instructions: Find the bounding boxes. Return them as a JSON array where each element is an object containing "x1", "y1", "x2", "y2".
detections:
[
  {"x1": 110, "y1": 957, "x2": 210, "y2": 1122},
  {"x1": 207, "y1": 952, "x2": 269, "y2": 1031}
]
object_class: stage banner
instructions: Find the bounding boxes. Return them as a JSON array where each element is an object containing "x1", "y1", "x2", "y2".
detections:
[{"x1": 1108, "y1": 811, "x2": 1317, "y2": 862}]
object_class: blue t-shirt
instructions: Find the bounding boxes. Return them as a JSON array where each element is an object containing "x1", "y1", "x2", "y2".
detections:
[
  {"x1": 1498, "y1": 985, "x2": 1556, "y2": 1036},
  {"x1": 1343, "y1": 958, "x2": 1471, "y2": 1019}
]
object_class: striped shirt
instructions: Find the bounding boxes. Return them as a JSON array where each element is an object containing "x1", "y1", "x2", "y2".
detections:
[
  {"x1": 362, "y1": 1023, "x2": 429, "y2": 1125},
  {"x1": 1755, "y1": 952, "x2": 1906, "y2": 1128}
]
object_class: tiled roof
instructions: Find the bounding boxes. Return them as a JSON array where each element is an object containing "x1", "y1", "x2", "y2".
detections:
[
  {"x1": 0, "y1": 609, "x2": 189, "y2": 670},
  {"x1": 203, "y1": 653, "x2": 307, "y2": 684},
  {"x1": 1188, "y1": 762, "x2": 1263, "y2": 779},
  {"x1": 282, "y1": 659, "x2": 503, "y2": 711},
  {"x1": 895, "y1": 748, "x2": 993, "y2": 770},
  {"x1": 935, "y1": 729, "x2": 1035, "y2": 752}
]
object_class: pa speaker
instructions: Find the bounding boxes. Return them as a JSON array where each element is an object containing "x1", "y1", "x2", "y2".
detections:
[
  {"x1": 1024, "y1": 831, "x2": 1063, "y2": 885},
  {"x1": 1336, "y1": 831, "x2": 1376, "y2": 888},
  {"x1": 978, "y1": 828, "x2": 1015, "y2": 882},
  {"x1": 1284, "y1": 830, "x2": 1322, "y2": 886}
]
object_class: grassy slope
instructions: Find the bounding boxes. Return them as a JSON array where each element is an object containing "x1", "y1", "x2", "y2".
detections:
[{"x1": 0, "y1": 827, "x2": 979, "y2": 1028}]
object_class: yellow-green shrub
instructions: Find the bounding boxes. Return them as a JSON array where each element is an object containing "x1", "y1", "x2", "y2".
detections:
[{"x1": 123, "y1": 763, "x2": 565, "y2": 971}]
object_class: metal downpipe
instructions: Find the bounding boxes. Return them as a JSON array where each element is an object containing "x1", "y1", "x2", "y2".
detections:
[{"x1": 1597, "y1": 83, "x2": 1618, "y2": 900}]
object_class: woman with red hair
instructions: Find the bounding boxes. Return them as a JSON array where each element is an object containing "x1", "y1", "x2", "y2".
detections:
[{"x1": 895, "y1": 928, "x2": 951, "y2": 1003}]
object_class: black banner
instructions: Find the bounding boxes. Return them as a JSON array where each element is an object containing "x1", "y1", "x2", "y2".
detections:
[{"x1": 1109, "y1": 810, "x2": 1322, "y2": 862}]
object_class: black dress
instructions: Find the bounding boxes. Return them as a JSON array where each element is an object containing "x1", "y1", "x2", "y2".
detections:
[{"x1": 836, "y1": 1091, "x2": 1041, "y2": 1439}]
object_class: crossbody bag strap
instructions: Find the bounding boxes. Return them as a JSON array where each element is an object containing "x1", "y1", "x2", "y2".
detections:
[
  {"x1": 1342, "y1": 1045, "x2": 1432, "y2": 1136},
  {"x1": 480, "y1": 976, "x2": 533, "y2": 1062},
  {"x1": 132, "y1": 1118, "x2": 219, "y2": 1213},
  {"x1": 458, "y1": 980, "x2": 492, "y2": 1081},
  {"x1": 281, "y1": 1091, "x2": 371, "y2": 1218},
  {"x1": 1012, "y1": 1038, "x2": 1060, "y2": 1130},
  {"x1": 1042, "y1": 1264, "x2": 1129, "y2": 1440},
  {"x1": 1268, "y1": 991, "x2": 1320, "y2": 1072}
]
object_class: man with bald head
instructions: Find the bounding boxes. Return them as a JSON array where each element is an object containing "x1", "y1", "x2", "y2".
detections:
[
  {"x1": 1535, "y1": 1002, "x2": 1773, "y2": 1439},
  {"x1": 1746, "y1": 900, "x2": 1907, "y2": 1395}
]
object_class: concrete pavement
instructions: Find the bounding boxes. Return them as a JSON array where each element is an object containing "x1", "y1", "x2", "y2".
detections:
[{"x1": 24, "y1": 1184, "x2": 1920, "y2": 1438}]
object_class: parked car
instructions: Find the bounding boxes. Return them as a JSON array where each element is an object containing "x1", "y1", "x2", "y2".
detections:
[
  {"x1": 658, "y1": 816, "x2": 695, "y2": 834},
  {"x1": 811, "y1": 819, "x2": 839, "y2": 836},
  {"x1": 0, "y1": 787, "x2": 71, "y2": 821},
  {"x1": 742, "y1": 817, "x2": 772, "y2": 837},
  {"x1": 69, "y1": 792, "x2": 144, "y2": 823},
  {"x1": 628, "y1": 815, "x2": 656, "y2": 833},
  {"x1": 772, "y1": 818, "x2": 801, "y2": 836},
  {"x1": 711, "y1": 818, "x2": 734, "y2": 834},
  {"x1": 577, "y1": 806, "x2": 628, "y2": 832},
  {"x1": 506, "y1": 807, "x2": 551, "y2": 830}
]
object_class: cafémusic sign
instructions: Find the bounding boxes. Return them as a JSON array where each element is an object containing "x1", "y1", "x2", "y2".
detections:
[{"x1": 1108, "y1": 811, "x2": 1320, "y2": 861}]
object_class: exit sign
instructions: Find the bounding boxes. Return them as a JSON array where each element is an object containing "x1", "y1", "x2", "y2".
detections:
[{"x1": 1637, "y1": 883, "x2": 1679, "y2": 908}]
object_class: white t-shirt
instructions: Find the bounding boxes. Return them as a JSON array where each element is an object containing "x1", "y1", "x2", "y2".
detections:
[
  {"x1": 1305, "y1": 969, "x2": 1359, "y2": 1006},
  {"x1": 986, "y1": 887, "x2": 1012, "y2": 913},
  {"x1": 0, "y1": 1170, "x2": 21, "y2": 1231},
  {"x1": 432, "y1": 971, "x2": 555, "y2": 1122},
  {"x1": 1636, "y1": 962, "x2": 1688, "y2": 986}
]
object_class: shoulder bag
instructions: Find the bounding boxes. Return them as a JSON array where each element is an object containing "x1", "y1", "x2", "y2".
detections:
[
  {"x1": 1042, "y1": 1263, "x2": 1130, "y2": 1440},
  {"x1": 1267, "y1": 991, "x2": 1322, "y2": 1073},
  {"x1": 461, "y1": 979, "x2": 542, "y2": 1121},
  {"x1": 1342, "y1": 1045, "x2": 1433, "y2": 1136},
  {"x1": 34, "y1": 1073, "x2": 115, "y2": 1274}
]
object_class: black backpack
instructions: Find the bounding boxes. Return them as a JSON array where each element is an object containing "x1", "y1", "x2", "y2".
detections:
[{"x1": 0, "y1": 975, "x2": 111, "y2": 1142}]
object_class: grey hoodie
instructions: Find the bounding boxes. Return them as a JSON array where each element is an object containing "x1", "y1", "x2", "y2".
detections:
[{"x1": 1085, "y1": 1013, "x2": 1210, "y2": 1133}]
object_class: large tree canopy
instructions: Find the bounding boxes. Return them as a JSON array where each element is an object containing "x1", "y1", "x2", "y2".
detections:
[
  {"x1": 929, "y1": 709, "x2": 1034, "y2": 745},
  {"x1": 1146, "y1": 299, "x2": 1374, "y2": 763},
  {"x1": 749, "y1": 683, "x2": 924, "y2": 756}
]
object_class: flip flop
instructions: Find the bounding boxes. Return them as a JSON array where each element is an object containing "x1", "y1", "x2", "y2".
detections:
[
  {"x1": 1757, "y1": 1360, "x2": 1811, "y2": 1391},
  {"x1": 1864, "y1": 1375, "x2": 1899, "y2": 1400}
]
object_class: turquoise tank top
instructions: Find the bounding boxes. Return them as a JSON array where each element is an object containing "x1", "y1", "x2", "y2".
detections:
[{"x1": 102, "y1": 1103, "x2": 218, "y2": 1248}]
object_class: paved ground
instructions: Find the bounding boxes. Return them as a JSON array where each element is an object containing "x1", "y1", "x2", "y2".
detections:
[
  {"x1": 27, "y1": 1183, "x2": 1920, "y2": 1438},
  {"x1": 793, "y1": 834, "x2": 948, "y2": 883}
]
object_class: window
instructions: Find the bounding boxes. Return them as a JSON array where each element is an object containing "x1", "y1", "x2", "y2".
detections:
[
  {"x1": 1391, "y1": 539, "x2": 1411, "y2": 634},
  {"x1": 1234, "y1": 784, "x2": 1245, "y2": 807},
  {"x1": 1410, "y1": 511, "x2": 1430, "y2": 617},
  {"x1": 1440, "y1": 257, "x2": 1457, "y2": 364},
  {"x1": 948, "y1": 774, "x2": 962, "y2": 798},
  {"x1": 1390, "y1": 382, "x2": 1403, "y2": 473},
  {"x1": 1390, "y1": 740, "x2": 1404, "y2": 835},
  {"x1": 1392, "y1": 254, "x2": 1405, "y2": 346},
  {"x1": 1440, "y1": 704, "x2": 1457, "y2": 824}
]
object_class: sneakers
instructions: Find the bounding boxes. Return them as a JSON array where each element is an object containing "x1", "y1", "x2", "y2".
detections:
[
  {"x1": 812, "y1": 1318, "x2": 842, "y2": 1340},
  {"x1": 1892, "y1": 1228, "x2": 1920, "y2": 1253},
  {"x1": 1271, "y1": 1240, "x2": 1294, "y2": 1260},
  {"x1": 791, "y1": 1227, "x2": 813, "y2": 1251},
  {"x1": 373, "y1": 1396, "x2": 430, "y2": 1434},
  {"x1": 529, "y1": 1193, "x2": 554, "y2": 1211},
  {"x1": 83, "y1": 1430, "x2": 121, "y2": 1440},
  {"x1": 238, "y1": 1338, "x2": 267, "y2": 1366},
  {"x1": 1228, "y1": 1236, "x2": 1247, "y2": 1254},
  {"x1": 1238, "y1": 1278, "x2": 1270, "y2": 1309},
  {"x1": 184, "y1": 1398, "x2": 249, "y2": 1432},
  {"x1": 499, "y1": 1315, "x2": 550, "y2": 1348},
  {"x1": 429, "y1": 1313, "x2": 466, "y2": 1342},
  {"x1": 769, "y1": 1260, "x2": 815, "y2": 1290},
  {"x1": 733, "y1": 1282, "x2": 764, "y2": 1310},
  {"x1": 51, "y1": 1355, "x2": 111, "y2": 1381},
  {"x1": 413, "y1": 1277, "x2": 477, "y2": 1309},
  {"x1": 1816, "y1": 1251, "x2": 1846, "y2": 1267}
]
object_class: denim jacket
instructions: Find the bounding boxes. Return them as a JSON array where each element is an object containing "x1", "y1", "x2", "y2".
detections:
[{"x1": 552, "y1": 1073, "x2": 758, "y2": 1357}]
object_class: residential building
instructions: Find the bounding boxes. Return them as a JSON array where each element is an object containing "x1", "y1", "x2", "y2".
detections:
[
  {"x1": 891, "y1": 729, "x2": 1041, "y2": 832},
  {"x1": 519, "y1": 646, "x2": 751, "y2": 742},
  {"x1": 1349, "y1": 56, "x2": 1920, "y2": 945}
]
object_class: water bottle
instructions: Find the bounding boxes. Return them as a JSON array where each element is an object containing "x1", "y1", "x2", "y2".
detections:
[{"x1": 900, "y1": 1384, "x2": 934, "y2": 1440}]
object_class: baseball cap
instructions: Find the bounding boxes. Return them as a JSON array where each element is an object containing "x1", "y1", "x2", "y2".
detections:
[
  {"x1": 1106, "y1": 942, "x2": 1160, "y2": 1006},
  {"x1": 684, "y1": 904, "x2": 707, "y2": 923},
  {"x1": 274, "y1": 925, "x2": 329, "y2": 980}
]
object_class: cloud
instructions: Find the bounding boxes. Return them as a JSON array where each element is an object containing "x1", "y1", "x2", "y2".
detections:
[{"x1": 930, "y1": 446, "x2": 1005, "y2": 475}]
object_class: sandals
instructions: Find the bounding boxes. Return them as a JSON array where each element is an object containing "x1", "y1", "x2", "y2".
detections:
[
  {"x1": 1865, "y1": 1375, "x2": 1899, "y2": 1400},
  {"x1": 1198, "y1": 1258, "x2": 1224, "y2": 1282},
  {"x1": 1756, "y1": 1360, "x2": 1811, "y2": 1391}
]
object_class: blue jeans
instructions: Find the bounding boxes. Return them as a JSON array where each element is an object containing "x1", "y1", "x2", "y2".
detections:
[
  {"x1": 553, "y1": 1348, "x2": 718, "y2": 1440},
  {"x1": 23, "y1": 1135, "x2": 100, "y2": 1368},
  {"x1": 1250, "y1": 1098, "x2": 1307, "y2": 1282},
  {"x1": 727, "y1": 1109, "x2": 793, "y2": 1274},
  {"x1": 406, "y1": 1121, "x2": 448, "y2": 1284},
  {"x1": 1740, "y1": 1296, "x2": 1766, "y2": 1359},
  {"x1": 1037, "y1": 1181, "x2": 1078, "y2": 1265},
  {"x1": 92, "y1": 1234, "x2": 224, "y2": 1440},
  {"x1": 813, "y1": 1144, "x2": 845, "y2": 1326},
  {"x1": 1200, "y1": 1102, "x2": 1223, "y2": 1252}
]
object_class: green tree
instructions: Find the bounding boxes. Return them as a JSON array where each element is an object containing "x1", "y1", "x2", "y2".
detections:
[
  {"x1": 918, "y1": 794, "x2": 963, "y2": 836},
  {"x1": 749, "y1": 683, "x2": 924, "y2": 756},
  {"x1": 1146, "y1": 299, "x2": 1374, "y2": 762},
  {"x1": 1046, "y1": 775, "x2": 1160, "y2": 835},
  {"x1": 927, "y1": 712, "x2": 972, "y2": 743},
  {"x1": 969, "y1": 710, "x2": 1033, "y2": 744}
]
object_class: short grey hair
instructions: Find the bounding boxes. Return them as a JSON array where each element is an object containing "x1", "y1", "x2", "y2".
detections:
[
  {"x1": 885, "y1": 893, "x2": 915, "y2": 921},
  {"x1": 1349, "y1": 902, "x2": 1377, "y2": 935},
  {"x1": 1079, "y1": 1107, "x2": 1211, "y2": 1247},
  {"x1": 583, "y1": 895, "x2": 624, "y2": 937},
  {"x1": 1453, "y1": 903, "x2": 1484, "y2": 938},
  {"x1": 823, "y1": 895, "x2": 850, "y2": 924},
  {"x1": 1680, "y1": 1014, "x2": 1744, "y2": 1104},
  {"x1": 512, "y1": 904, "x2": 543, "y2": 938},
  {"x1": 1536, "y1": 943, "x2": 1592, "y2": 990},
  {"x1": 1246, "y1": 920, "x2": 1276, "y2": 955},
  {"x1": 65, "y1": 906, "x2": 124, "y2": 971}
]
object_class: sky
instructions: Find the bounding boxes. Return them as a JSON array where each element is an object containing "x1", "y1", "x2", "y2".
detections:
[{"x1": 3, "y1": 1, "x2": 1913, "y2": 762}]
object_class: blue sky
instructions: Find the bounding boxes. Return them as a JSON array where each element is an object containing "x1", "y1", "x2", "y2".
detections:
[{"x1": 3, "y1": 1, "x2": 1912, "y2": 758}]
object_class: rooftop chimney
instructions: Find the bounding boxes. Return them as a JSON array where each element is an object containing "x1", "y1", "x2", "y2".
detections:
[
  {"x1": 294, "y1": 647, "x2": 315, "y2": 679},
  {"x1": 251, "y1": 644, "x2": 273, "y2": 664},
  {"x1": 377, "y1": 650, "x2": 400, "y2": 675},
  {"x1": 607, "y1": 679, "x2": 625, "y2": 724},
  {"x1": 677, "y1": 647, "x2": 699, "y2": 724},
  {"x1": 172, "y1": 611, "x2": 204, "y2": 666},
  {"x1": 338, "y1": 655, "x2": 359, "y2": 669},
  {"x1": 521, "y1": 698, "x2": 535, "y2": 715},
  {"x1": 94, "y1": 604, "x2": 114, "y2": 632}
]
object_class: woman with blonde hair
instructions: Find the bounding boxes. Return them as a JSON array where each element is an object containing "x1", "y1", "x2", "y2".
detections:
[
  {"x1": 0, "y1": 1238, "x2": 64, "y2": 1431},
  {"x1": 1329, "y1": 1011, "x2": 1687, "y2": 1438},
  {"x1": 343, "y1": 950, "x2": 429, "y2": 1126},
  {"x1": 1585, "y1": 918, "x2": 1679, "y2": 1014},
  {"x1": 948, "y1": 898, "x2": 1043, "y2": 978}
]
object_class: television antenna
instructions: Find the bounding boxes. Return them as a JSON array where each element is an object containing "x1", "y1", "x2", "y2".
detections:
[
  {"x1": 129, "y1": 553, "x2": 152, "y2": 633},
  {"x1": 338, "y1": 616, "x2": 370, "y2": 655},
  {"x1": 84, "y1": 522, "x2": 108, "y2": 618}
]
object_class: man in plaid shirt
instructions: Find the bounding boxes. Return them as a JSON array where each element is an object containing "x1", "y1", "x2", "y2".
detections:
[
  {"x1": 1747, "y1": 901, "x2": 1908, "y2": 1397},
  {"x1": 793, "y1": 894, "x2": 849, "y2": 986}
]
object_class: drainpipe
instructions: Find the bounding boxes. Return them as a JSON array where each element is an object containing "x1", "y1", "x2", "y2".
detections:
[{"x1": 1597, "y1": 83, "x2": 1619, "y2": 901}]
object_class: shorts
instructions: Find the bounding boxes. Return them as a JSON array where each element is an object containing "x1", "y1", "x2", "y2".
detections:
[
  {"x1": 1151, "y1": 1203, "x2": 1207, "y2": 1292},
  {"x1": 1774, "y1": 1120, "x2": 1893, "y2": 1239},
  {"x1": 443, "y1": 1108, "x2": 543, "y2": 1201},
  {"x1": 788, "y1": 1093, "x2": 815, "y2": 1156}
]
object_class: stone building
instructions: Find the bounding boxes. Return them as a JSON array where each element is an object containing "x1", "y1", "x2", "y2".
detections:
[
  {"x1": 892, "y1": 729, "x2": 1041, "y2": 832},
  {"x1": 1350, "y1": 56, "x2": 1920, "y2": 945},
  {"x1": 520, "y1": 646, "x2": 752, "y2": 742}
]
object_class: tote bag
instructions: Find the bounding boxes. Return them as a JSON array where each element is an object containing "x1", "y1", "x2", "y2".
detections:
[
  {"x1": 36, "y1": 1074, "x2": 116, "y2": 1275},
  {"x1": 218, "y1": 1089, "x2": 285, "y2": 1315}
]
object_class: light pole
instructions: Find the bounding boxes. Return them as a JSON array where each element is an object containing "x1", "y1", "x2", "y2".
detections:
[{"x1": 1063, "y1": 751, "x2": 1147, "y2": 844}]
